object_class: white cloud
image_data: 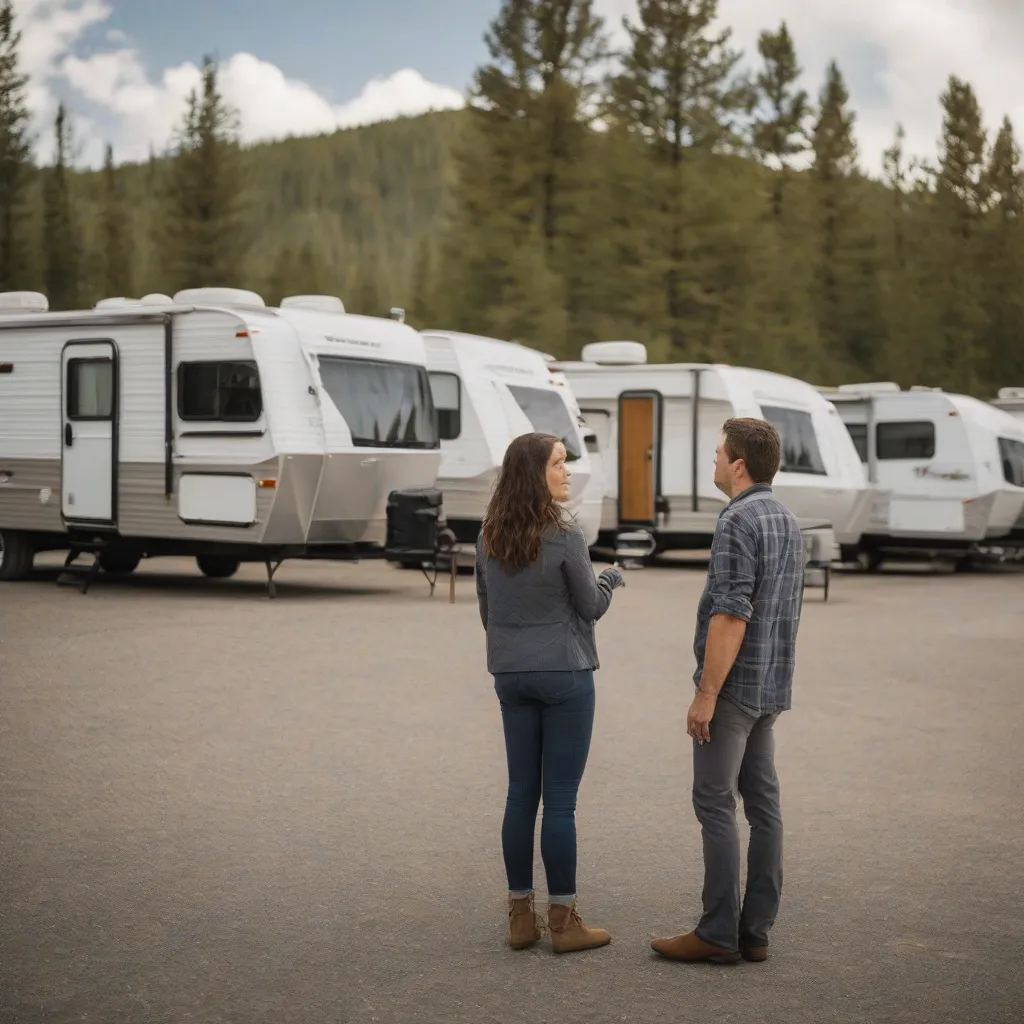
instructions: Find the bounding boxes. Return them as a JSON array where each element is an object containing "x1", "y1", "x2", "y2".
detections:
[
  {"x1": 11, "y1": 0, "x2": 464, "y2": 168},
  {"x1": 11, "y1": 0, "x2": 111, "y2": 135},
  {"x1": 596, "y1": 0, "x2": 1024, "y2": 176},
  {"x1": 60, "y1": 49, "x2": 465, "y2": 164}
]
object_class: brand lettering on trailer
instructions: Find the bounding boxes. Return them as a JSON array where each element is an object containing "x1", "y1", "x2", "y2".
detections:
[
  {"x1": 323, "y1": 335, "x2": 383, "y2": 350},
  {"x1": 485, "y1": 363, "x2": 533, "y2": 377},
  {"x1": 913, "y1": 466, "x2": 971, "y2": 480}
]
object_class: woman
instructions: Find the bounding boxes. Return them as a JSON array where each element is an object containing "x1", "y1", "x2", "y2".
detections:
[{"x1": 475, "y1": 431, "x2": 625, "y2": 954}]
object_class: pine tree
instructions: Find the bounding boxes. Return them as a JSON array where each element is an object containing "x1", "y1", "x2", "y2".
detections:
[
  {"x1": 0, "y1": 0, "x2": 32, "y2": 291},
  {"x1": 436, "y1": 0, "x2": 607, "y2": 353},
  {"x1": 929, "y1": 75, "x2": 990, "y2": 392},
  {"x1": 808, "y1": 60, "x2": 881, "y2": 377},
  {"x1": 609, "y1": 0, "x2": 748, "y2": 356},
  {"x1": 408, "y1": 234, "x2": 438, "y2": 329},
  {"x1": 981, "y1": 116, "x2": 1024, "y2": 389},
  {"x1": 162, "y1": 56, "x2": 248, "y2": 292},
  {"x1": 42, "y1": 104, "x2": 81, "y2": 310},
  {"x1": 611, "y1": 0, "x2": 746, "y2": 156},
  {"x1": 750, "y1": 21, "x2": 811, "y2": 218},
  {"x1": 99, "y1": 144, "x2": 133, "y2": 297},
  {"x1": 811, "y1": 60, "x2": 857, "y2": 181},
  {"x1": 811, "y1": 60, "x2": 858, "y2": 343},
  {"x1": 875, "y1": 124, "x2": 938, "y2": 384}
]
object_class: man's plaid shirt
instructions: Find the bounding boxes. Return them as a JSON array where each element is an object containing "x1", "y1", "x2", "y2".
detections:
[{"x1": 692, "y1": 483, "x2": 805, "y2": 716}]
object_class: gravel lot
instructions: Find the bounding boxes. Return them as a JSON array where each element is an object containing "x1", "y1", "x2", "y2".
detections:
[{"x1": 1, "y1": 555, "x2": 1022, "y2": 1023}]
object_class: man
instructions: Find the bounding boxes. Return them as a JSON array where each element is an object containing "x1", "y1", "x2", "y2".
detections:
[{"x1": 651, "y1": 417, "x2": 805, "y2": 965}]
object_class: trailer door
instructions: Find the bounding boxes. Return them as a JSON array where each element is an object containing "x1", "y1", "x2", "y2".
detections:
[
  {"x1": 618, "y1": 391, "x2": 660, "y2": 524},
  {"x1": 61, "y1": 341, "x2": 117, "y2": 525}
]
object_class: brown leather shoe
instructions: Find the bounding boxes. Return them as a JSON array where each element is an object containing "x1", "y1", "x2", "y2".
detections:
[
  {"x1": 548, "y1": 901, "x2": 612, "y2": 953},
  {"x1": 650, "y1": 930, "x2": 740, "y2": 963},
  {"x1": 742, "y1": 944, "x2": 768, "y2": 962},
  {"x1": 507, "y1": 895, "x2": 544, "y2": 950}
]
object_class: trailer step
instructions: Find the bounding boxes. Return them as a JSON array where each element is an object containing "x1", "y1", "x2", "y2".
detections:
[{"x1": 56, "y1": 534, "x2": 113, "y2": 594}]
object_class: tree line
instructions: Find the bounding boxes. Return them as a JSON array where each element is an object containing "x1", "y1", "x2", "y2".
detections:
[
  {"x1": 432, "y1": 0, "x2": 1024, "y2": 396},
  {"x1": 0, "y1": 0, "x2": 1020, "y2": 398}
]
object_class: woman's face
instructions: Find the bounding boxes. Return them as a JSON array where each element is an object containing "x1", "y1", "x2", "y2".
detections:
[{"x1": 546, "y1": 441, "x2": 571, "y2": 503}]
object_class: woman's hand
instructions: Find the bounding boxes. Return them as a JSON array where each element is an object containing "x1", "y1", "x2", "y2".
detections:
[{"x1": 599, "y1": 567, "x2": 625, "y2": 589}]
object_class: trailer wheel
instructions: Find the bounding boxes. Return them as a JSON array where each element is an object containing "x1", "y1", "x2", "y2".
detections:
[
  {"x1": 0, "y1": 530, "x2": 34, "y2": 581},
  {"x1": 861, "y1": 550, "x2": 883, "y2": 573},
  {"x1": 99, "y1": 550, "x2": 141, "y2": 575},
  {"x1": 196, "y1": 555, "x2": 240, "y2": 579}
]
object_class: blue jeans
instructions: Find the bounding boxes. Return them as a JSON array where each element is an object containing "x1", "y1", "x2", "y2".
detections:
[{"x1": 493, "y1": 670, "x2": 596, "y2": 898}]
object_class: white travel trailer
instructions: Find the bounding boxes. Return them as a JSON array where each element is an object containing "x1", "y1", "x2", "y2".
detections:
[
  {"x1": 992, "y1": 387, "x2": 1024, "y2": 422},
  {"x1": 0, "y1": 289, "x2": 446, "y2": 594},
  {"x1": 821, "y1": 382, "x2": 1024, "y2": 565},
  {"x1": 551, "y1": 342, "x2": 875, "y2": 559},
  {"x1": 420, "y1": 330, "x2": 602, "y2": 548}
]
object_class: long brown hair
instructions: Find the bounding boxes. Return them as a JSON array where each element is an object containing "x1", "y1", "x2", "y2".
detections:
[{"x1": 482, "y1": 432, "x2": 568, "y2": 572}]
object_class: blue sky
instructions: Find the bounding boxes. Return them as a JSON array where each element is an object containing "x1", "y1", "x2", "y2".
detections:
[
  {"x1": 14, "y1": 0, "x2": 1024, "y2": 175},
  {"x1": 100, "y1": 0, "x2": 500, "y2": 110}
]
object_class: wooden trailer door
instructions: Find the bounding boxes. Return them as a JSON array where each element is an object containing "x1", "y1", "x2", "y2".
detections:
[
  {"x1": 61, "y1": 340, "x2": 118, "y2": 526},
  {"x1": 618, "y1": 392, "x2": 660, "y2": 524}
]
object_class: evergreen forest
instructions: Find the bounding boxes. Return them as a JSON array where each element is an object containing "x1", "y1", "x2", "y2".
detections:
[{"x1": 1, "y1": 0, "x2": 1022, "y2": 397}]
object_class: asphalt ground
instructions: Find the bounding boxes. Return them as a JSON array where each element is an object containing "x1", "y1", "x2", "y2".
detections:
[{"x1": 1, "y1": 554, "x2": 1022, "y2": 1023}]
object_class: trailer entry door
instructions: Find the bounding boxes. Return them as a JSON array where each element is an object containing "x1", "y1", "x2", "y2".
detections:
[
  {"x1": 61, "y1": 340, "x2": 117, "y2": 525},
  {"x1": 618, "y1": 392, "x2": 660, "y2": 524}
]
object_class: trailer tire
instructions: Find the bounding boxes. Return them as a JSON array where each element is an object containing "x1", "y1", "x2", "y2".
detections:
[
  {"x1": 861, "y1": 550, "x2": 883, "y2": 572},
  {"x1": 0, "y1": 530, "x2": 34, "y2": 581},
  {"x1": 99, "y1": 550, "x2": 141, "y2": 575},
  {"x1": 196, "y1": 555, "x2": 240, "y2": 579}
]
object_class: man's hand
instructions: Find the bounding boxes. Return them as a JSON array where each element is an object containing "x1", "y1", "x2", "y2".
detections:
[{"x1": 686, "y1": 691, "x2": 718, "y2": 743}]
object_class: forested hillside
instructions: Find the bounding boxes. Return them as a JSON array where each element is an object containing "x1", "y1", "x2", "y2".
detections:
[
  {"x1": 2, "y1": 0, "x2": 1022, "y2": 398},
  {"x1": 70, "y1": 111, "x2": 464, "y2": 313}
]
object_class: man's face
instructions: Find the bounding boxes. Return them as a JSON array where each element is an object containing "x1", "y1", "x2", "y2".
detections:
[{"x1": 713, "y1": 433, "x2": 738, "y2": 497}]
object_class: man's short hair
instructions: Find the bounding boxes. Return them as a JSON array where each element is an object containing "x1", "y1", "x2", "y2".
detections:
[{"x1": 722, "y1": 417, "x2": 782, "y2": 484}]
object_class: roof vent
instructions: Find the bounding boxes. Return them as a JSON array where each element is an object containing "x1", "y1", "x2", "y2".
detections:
[
  {"x1": 280, "y1": 294, "x2": 345, "y2": 313},
  {"x1": 996, "y1": 387, "x2": 1024, "y2": 400},
  {"x1": 836, "y1": 381, "x2": 901, "y2": 394},
  {"x1": 172, "y1": 287, "x2": 265, "y2": 308},
  {"x1": 389, "y1": 307, "x2": 405, "y2": 323},
  {"x1": 580, "y1": 341, "x2": 647, "y2": 365},
  {"x1": 909, "y1": 385, "x2": 943, "y2": 392},
  {"x1": 141, "y1": 293, "x2": 174, "y2": 305},
  {"x1": 0, "y1": 291, "x2": 49, "y2": 313},
  {"x1": 95, "y1": 297, "x2": 142, "y2": 309}
]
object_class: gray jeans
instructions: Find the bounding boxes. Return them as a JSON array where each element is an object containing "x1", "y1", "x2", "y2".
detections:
[{"x1": 692, "y1": 696, "x2": 783, "y2": 950}]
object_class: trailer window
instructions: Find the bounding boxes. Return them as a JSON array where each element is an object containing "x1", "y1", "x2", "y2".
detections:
[
  {"x1": 581, "y1": 408, "x2": 611, "y2": 452},
  {"x1": 759, "y1": 406, "x2": 827, "y2": 475},
  {"x1": 876, "y1": 421, "x2": 935, "y2": 460},
  {"x1": 319, "y1": 356, "x2": 439, "y2": 449},
  {"x1": 998, "y1": 437, "x2": 1024, "y2": 487},
  {"x1": 845, "y1": 423, "x2": 868, "y2": 463},
  {"x1": 178, "y1": 361, "x2": 262, "y2": 422},
  {"x1": 428, "y1": 371, "x2": 461, "y2": 440},
  {"x1": 508, "y1": 385, "x2": 581, "y2": 461},
  {"x1": 67, "y1": 358, "x2": 114, "y2": 420}
]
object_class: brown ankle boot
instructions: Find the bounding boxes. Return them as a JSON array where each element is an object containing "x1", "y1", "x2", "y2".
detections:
[
  {"x1": 547, "y1": 901, "x2": 611, "y2": 953},
  {"x1": 507, "y1": 895, "x2": 544, "y2": 949}
]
